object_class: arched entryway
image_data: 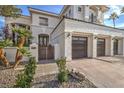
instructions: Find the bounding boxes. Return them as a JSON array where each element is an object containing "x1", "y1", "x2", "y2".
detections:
[{"x1": 38, "y1": 34, "x2": 54, "y2": 60}]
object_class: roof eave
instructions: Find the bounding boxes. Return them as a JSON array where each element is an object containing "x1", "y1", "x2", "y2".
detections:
[{"x1": 28, "y1": 7, "x2": 59, "y2": 17}]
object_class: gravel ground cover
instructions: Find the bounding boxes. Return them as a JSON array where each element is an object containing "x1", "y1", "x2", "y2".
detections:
[
  {"x1": 32, "y1": 73, "x2": 96, "y2": 88},
  {"x1": 0, "y1": 66, "x2": 20, "y2": 88},
  {"x1": 0, "y1": 64, "x2": 96, "y2": 88}
]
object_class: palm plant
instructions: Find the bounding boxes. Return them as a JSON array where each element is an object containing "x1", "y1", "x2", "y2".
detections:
[
  {"x1": 109, "y1": 12, "x2": 119, "y2": 28},
  {"x1": 0, "y1": 39, "x2": 13, "y2": 66},
  {"x1": 12, "y1": 27, "x2": 32, "y2": 69}
]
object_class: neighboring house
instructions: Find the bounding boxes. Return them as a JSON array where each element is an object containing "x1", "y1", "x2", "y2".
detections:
[
  {"x1": 5, "y1": 15, "x2": 31, "y2": 46},
  {"x1": 5, "y1": 5, "x2": 124, "y2": 62}
]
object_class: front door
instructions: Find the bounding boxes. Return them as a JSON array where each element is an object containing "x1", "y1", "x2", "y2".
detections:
[
  {"x1": 38, "y1": 34, "x2": 54, "y2": 60},
  {"x1": 113, "y1": 39, "x2": 118, "y2": 55},
  {"x1": 97, "y1": 38, "x2": 105, "y2": 56},
  {"x1": 72, "y1": 36, "x2": 87, "y2": 59}
]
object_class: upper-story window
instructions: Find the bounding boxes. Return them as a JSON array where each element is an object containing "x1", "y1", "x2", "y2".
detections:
[
  {"x1": 39, "y1": 17, "x2": 48, "y2": 26},
  {"x1": 78, "y1": 7, "x2": 81, "y2": 12},
  {"x1": 90, "y1": 13, "x2": 97, "y2": 23}
]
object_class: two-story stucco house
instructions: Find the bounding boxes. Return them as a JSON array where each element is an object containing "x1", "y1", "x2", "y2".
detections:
[{"x1": 5, "y1": 5, "x2": 124, "y2": 62}]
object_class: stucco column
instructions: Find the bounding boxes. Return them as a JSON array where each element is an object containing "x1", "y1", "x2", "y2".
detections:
[
  {"x1": 93, "y1": 35, "x2": 97, "y2": 58},
  {"x1": 91, "y1": 35, "x2": 97, "y2": 58},
  {"x1": 118, "y1": 38, "x2": 124, "y2": 55},
  {"x1": 122, "y1": 38, "x2": 124, "y2": 56},
  {"x1": 30, "y1": 43, "x2": 38, "y2": 62},
  {"x1": 96, "y1": 8, "x2": 103, "y2": 24},
  {"x1": 105, "y1": 36, "x2": 114, "y2": 56},
  {"x1": 54, "y1": 44, "x2": 60, "y2": 60},
  {"x1": 64, "y1": 32, "x2": 72, "y2": 61},
  {"x1": 110, "y1": 37, "x2": 114, "y2": 56}
]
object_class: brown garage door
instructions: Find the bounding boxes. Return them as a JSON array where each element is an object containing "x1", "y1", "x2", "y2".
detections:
[
  {"x1": 72, "y1": 36, "x2": 87, "y2": 59},
  {"x1": 97, "y1": 38, "x2": 105, "y2": 56},
  {"x1": 113, "y1": 39, "x2": 118, "y2": 55}
]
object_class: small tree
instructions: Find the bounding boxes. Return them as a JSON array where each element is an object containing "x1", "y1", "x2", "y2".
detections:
[
  {"x1": 0, "y1": 5, "x2": 21, "y2": 18},
  {"x1": 109, "y1": 12, "x2": 119, "y2": 28},
  {"x1": 0, "y1": 39, "x2": 13, "y2": 66},
  {"x1": 14, "y1": 57, "x2": 37, "y2": 88},
  {"x1": 56, "y1": 58, "x2": 68, "y2": 83},
  {"x1": 12, "y1": 27, "x2": 32, "y2": 69}
]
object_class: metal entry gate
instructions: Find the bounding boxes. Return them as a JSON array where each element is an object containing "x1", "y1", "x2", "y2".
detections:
[
  {"x1": 38, "y1": 46, "x2": 54, "y2": 60},
  {"x1": 38, "y1": 34, "x2": 54, "y2": 60},
  {"x1": 72, "y1": 36, "x2": 87, "y2": 59}
]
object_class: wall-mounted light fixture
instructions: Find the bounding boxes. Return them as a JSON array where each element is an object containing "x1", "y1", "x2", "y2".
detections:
[
  {"x1": 112, "y1": 38, "x2": 115, "y2": 40},
  {"x1": 66, "y1": 33, "x2": 70, "y2": 37},
  {"x1": 94, "y1": 36, "x2": 97, "y2": 39}
]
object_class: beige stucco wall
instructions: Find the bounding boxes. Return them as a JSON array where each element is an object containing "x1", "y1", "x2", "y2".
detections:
[
  {"x1": 92, "y1": 35, "x2": 97, "y2": 57},
  {"x1": 31, "y1": 25, "x2": 53, "y2": 43},
  {"x1": 4, "y1": 47, "x2": 29, "y2": 62},
  {"x1": 5, "y1": 16, "x2": 31, "y2": 26},
  {"x1": 73, "y1": 6, "x2": 85, "y2": 20},
  {"x1": 105, "y1": 37, "x2": 111, "y2": 56},
  {"x1": 63, "y1": 6, "x2": 74, "y2": 18},
  {"x1": 4, "y1": 45, "x2": 38, "y2": 63},
  {"x1": 64, "y1": 18, "x2": 124, "y2": 37},
  {"x1": 118, "y1": 39, "x2": 124, "y2": 55},
  {"x1": 5, "y1": 16, "x2": 31, "y2": 36},
  {"x1": 31, "y1": 13, "x2": 59, "y2": 28},
  {"x1": 121, "y1": 38, "x2": 124, "y2": 55},
  {"x1": 87, "y1": 35, "x2": 93, "y2": 57},
  {"x1": 30, "y1": 43, "x2": 38, "y2": 62},
  {"x1": 51, "y1": 20, "x2": 65, "y2": 59},
  {"x1": 64, "y1": 32, "x2": 72, "y2": 61},
  {"x1": 31, "y1": 13, "x2": 60, "y2": 44}
]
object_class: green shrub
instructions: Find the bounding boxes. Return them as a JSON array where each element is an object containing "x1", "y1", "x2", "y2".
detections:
[
  {"x1": 56, "y1": 58, "x2": 68, "y2": 83},
  {"x1": 14, "y1": 57, "x2": 37, "y2": 88}
]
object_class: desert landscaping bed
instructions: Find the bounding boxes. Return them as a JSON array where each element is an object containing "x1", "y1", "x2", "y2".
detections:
[
  {"x1": 32, "y1": 73, "x2": 96, "y2": 88},
  {"x1": 0, "y1": 65, "x2": 96, "y2": 88}
]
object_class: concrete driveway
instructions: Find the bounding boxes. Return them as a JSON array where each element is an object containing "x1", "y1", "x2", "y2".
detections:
[
  {"x1": 36, "y1": 56, "x2": 124, "y2": 88},
  {"x1": 68, "y1": 57, "x2": 124, "y2": 88}
]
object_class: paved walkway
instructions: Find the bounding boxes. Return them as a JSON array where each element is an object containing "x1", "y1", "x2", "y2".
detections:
[
  {"x1": 35, "y1": 62, "x2": 58, "y2": 78},
  {"x1": 35, "y1": 57, "x2": 124, "y2": 88}
]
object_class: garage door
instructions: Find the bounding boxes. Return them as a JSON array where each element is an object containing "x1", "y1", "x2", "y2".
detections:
[
  {"x1": 113, "y1": 39, "x2": 118, "y2": 55},
  {"x1": 72, "y1": 36, "x2": 87, "y2": 59},
  {"x1": 97, "y1": 38, "x2": 105, "y2": 56}
]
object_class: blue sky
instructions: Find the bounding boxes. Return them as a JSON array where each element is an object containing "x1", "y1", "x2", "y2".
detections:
[
  {"x1": 104, "y1": 5, "x2": 124, "y2": 29},
  {"x1": 0, "y1": 5, "x2": 124, "y2": 29}
]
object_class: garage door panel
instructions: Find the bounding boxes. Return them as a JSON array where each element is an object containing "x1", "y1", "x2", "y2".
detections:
[
  {"x1": 72, "y1": 36, "x2": 87, "y2": 59},
  {"x1": 97, "y1": 38, "x2": 105, "y2": 56},
  {"x1": 113, "y1": 39, "x2": 118, "y2": 55}
]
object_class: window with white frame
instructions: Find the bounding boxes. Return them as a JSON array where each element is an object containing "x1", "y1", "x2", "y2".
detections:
[{"x1": 39, "y1": 17, "x2": 48, "y2": 26}]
